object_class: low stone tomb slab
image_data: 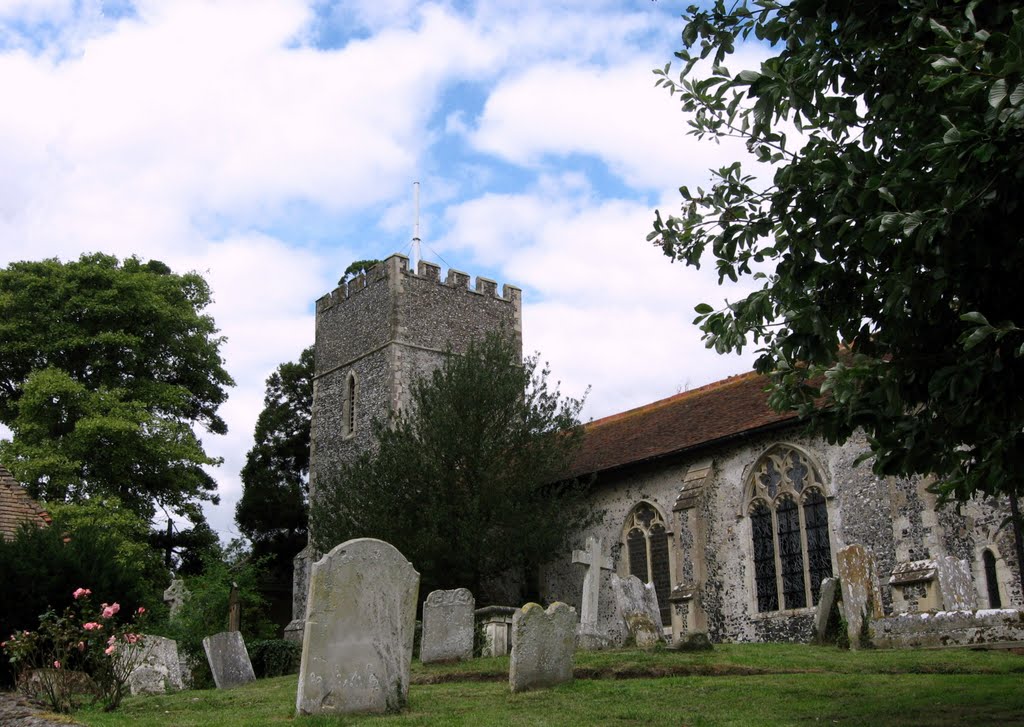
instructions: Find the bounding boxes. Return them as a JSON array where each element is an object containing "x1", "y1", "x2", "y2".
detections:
[
  {"x1": 421, "y1": 588, "x2": 474, "y2": 663},
  {"x1": 202, "y1": 631, "x2": 256, "y2": 689},
  {"x1": 509, "y1": 602, "x2": 576, "y2": 693},
  {"x1": 296, "y1": 538, "x2": 419, "y2": 716}
]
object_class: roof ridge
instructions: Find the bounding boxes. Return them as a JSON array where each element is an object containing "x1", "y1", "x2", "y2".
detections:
[{"x1": 585, "y1": 370, "x2": 764, "y2": 430}]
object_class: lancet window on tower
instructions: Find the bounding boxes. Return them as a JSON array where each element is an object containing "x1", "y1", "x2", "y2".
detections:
[
  {"x1": 746, "y1": 445, "x2": 833, "y2": 613},
  {"x1": 623, "y1": 502, "x2": 672, "y2": 626},
  {"x1": 983, "y1": 548, "x2": 1002, "y2": 608},
  {"x1": 344, "y1": 372, "x2": 357, "y2": 437}
]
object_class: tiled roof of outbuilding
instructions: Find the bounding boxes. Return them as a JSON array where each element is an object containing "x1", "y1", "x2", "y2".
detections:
[
  {"x1": 0, "y1": 465, "x2": 51, "y2": 541},
  {"x1": 570, "y1": 372, "x2": 799, "y2": 477}
]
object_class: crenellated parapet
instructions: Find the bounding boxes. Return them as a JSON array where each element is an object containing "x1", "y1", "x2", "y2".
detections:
[{"x1": 316, "y1": 253, "x2": 520, "y2": 314}]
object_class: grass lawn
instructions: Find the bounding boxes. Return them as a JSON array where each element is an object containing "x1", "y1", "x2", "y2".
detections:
[{"x1": 71, "y1": 644, "x2": 1024, "y2": 727}]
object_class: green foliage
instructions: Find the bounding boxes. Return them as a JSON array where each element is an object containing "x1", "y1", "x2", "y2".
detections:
[
  {"x1": 235, "y1": 346, "x2": 311, "y2": 568},
  {"x1": 338, "y1": 259, "x2": 382, "y2": 285},
  {"x1": 0, "y1": 253, "x2": 234, "y2": 520},
  {"x1": 0, "y1": 521, "x2": 162, "y2": 685},
  {"x1": 155, "y1": 546, "x2": 275, "y2": 689},
  {"x1": 651, "y1": 2, "x2": 1024, "y2": 504},
  {"x1": 311, "y1": 332, "x2": 598, "y2": 603},
  {"x1": 247, "y1": 639, "x2": 301, "y2": 678}
]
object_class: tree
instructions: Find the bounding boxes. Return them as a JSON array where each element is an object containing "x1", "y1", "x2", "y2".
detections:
[
  {"x1": 338, "y1": 259, "x2": 381, "y2": 285},
  {"x1": 311, "y1": 332, "x2": 596, "y2": 603},
  {"x1": 0, "y1": 253, "x2": 234, "y2": 520},
  {"x1": 651, "y1": 3, "x2": 1024, "y2": 513},
  {"x1": 235, "y1": 346, "x2": 312, "y2": 570}
]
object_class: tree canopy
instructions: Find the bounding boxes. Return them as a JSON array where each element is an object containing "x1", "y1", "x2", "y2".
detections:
[
  {"x1": 235, "y1": 346, "x2": 312, "y2": 567},
  {"x1": 0, "y1": 253, "x2": 234, "y2": 520},
  {"x1": 650, "y1": 2, "x2": 1024, "y2": 507},
  {"x1": 311, "y1": 332, "x2": 596, "y2": 603}
]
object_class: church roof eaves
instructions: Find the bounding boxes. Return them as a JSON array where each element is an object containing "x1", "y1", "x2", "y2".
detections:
[{"x1": 569, "y1": 371, "x2": 800, "y2": 478}]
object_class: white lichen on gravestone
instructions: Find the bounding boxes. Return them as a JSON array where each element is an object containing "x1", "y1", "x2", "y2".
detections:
[
  {"x1": 420, "y1": 588, "x2": 475, "y2": 663},
  {"x1": 509, "y1": 602, "x2": 576, "y2": 693},
  {"x1": 296, "y1": 538, "x2": 419, "y2": 716}
]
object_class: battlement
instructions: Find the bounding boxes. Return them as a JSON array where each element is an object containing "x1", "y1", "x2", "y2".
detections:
[{"x1": 316, "y1": 253, "x2": 521, "y2": 314}]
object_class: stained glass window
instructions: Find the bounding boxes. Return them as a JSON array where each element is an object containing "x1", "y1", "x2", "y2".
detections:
[
  {"x1": 649, "y1": 524, "x2": 672, "y2": 625},
  {"x1": 747, "y1": 445, "x2": 833, "y2": 613}
]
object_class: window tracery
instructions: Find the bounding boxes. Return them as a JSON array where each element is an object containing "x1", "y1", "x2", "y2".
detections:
[
  {"x1": 624, "y1": 502, "x2": 672, "y2": 626},
  {"x1": 747, "y1": 446, "x2": 833, "y2": 613}
]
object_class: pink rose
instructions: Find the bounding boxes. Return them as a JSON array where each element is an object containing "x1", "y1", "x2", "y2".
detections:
[
  {"x1": 72, "y1": 587, "x2": 92, "y2": 600},
  {"x1": 125, "y1": 633, "x2": 140, "y2": 644},
  {"x1": 53, "y1": 660, "x2": 60, "y2": 669},
  {"x1": 107, "y1": 635, "x2": 116, "y2": 645},
  {"x1": 83, "y1": 622, "x2": 101, "y2": 631},
  {"x1": 137, "y1": 606, "x2": 146, "y2": 615},
  {"x1": 77, "y1": 641, "x2": 85, "y2": 652},
  {"x1": 104, "y1": 644, "x2": 116, "y2": 656},
  {"x1": 101, "y1": 602, "x2": 120, "y2": 619}
]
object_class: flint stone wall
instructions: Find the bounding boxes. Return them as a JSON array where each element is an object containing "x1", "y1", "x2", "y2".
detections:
[
  {"x1": 296, "y1": 538, "x2": 419, "y2": 716},
  {"x1": 509, "y1": 602, "x2": 576, "y2": 692},
  {"x1": 420, "y1": 588, "x2": 475, "y2": 663}
]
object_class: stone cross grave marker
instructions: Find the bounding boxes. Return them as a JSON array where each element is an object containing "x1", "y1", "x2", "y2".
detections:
[
  {"x1": 420, "y1": 588, "x2": 475, "y2": 663},
  {"x1": 296, "y1": 538, "x2": 419, "y2": 716},
  {"x1": 509, "y1": 602, "x2": 576, "y2": 693},
  {"x1": 202, "y1": 631, "x2": 256, "y2": 689},
  {"x1": 572, "y1": 536, "x2": 613, "y2": 633},
  {"x1": 610, "y1": 573, "x2": 664, "y2": 647},
  {"x1": 163, "y1": 579, "x2": 189, "y2": 621}
]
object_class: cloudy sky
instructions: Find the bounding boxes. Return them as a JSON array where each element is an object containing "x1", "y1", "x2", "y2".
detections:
[{"x1": 0, "y1": 0, "x2": 768, "y2": 540}]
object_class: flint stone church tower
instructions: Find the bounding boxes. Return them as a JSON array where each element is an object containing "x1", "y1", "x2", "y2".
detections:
[{"x1": 285, "y1": 253, "x2": 522, "y2": 640}]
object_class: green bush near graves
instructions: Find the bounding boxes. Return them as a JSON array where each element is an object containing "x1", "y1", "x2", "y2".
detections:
[
  {"x1": 70, "y1": 644, "x2": 1024, "y2": 726},
  {"x1": 247, "y1": 639, "x2": 301, "y2": 678}
]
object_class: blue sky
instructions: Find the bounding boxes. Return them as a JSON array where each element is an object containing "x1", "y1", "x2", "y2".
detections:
[{"x1": 0, "y1": 0, "x2": 768, "y2": 540}]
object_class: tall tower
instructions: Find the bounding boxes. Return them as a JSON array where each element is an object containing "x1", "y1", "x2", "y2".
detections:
[{"x1": 284, "y1": 253, "x2": 522, "y2": 640}]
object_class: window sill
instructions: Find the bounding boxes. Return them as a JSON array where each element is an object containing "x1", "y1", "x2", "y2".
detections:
[{"x1": 750, "y1": 606, "x2": 817, "y2": 620}]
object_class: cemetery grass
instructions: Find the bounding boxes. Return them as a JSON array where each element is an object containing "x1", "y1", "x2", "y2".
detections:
[{"x1": 72, "y1": 644, "x2": 1024, "y2": 727}]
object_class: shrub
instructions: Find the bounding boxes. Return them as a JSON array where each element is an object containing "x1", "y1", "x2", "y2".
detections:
[{"x1": 248, "y1": 639, "x2": 301, "y2": 678}]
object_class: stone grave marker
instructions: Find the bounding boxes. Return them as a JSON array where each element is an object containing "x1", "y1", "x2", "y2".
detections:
[
  {"x1": 836, "y1": 544, "x2": 883, "y2": 648},
  {"x1": 812, "y1": 577, "x2": 840, "y2": 644},
  {"x1": 296, "y1": 538, "x2": 419, "y2": 716},
  {"x1": 202, "y1": 631, "x2": 256, "y2": 689},
  {"x1": 610, "y1": 573, "x2": 664, "y2": 647},
  {"x1": 572, "y1": 536, "x2": 614, "y2": 649},
  {"x1": 509, "y1": 602, "x2": 576, "y2": 693},
  {"x1": 227, "y1": 581, "x2": 241, "y2": 632},
  {"x1": 935, "y1": 555, "x2": 977, "y2": 611},
  {"x1": 420, "y1": 588, "x2": 475, "y2": 663},
  {"x1": 125, "y1": 635, "x2": 185, "y2": 695},
  {"x1": 163, "y1": 579, "x2": 189, "y2": 621}
]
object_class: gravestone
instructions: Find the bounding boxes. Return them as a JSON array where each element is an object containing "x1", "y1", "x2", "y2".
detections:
[
  {"x1": 125, "y1": 635, "x2": 185, "y2": 695},
  {"x1": 572, "y1": 536, "x2": 614, "y2": 649},
  {"x1": 202, "y1": 631, "x2": 256, "y2": 689},
  {"x1": 835, "y1": 544, "x2": 883, "y2": 648},
  {"x1": 509, "y1": 602, "x2": 576, "y2": 693},
  {"x1": 812, "y1": 577, "x2": 840, "y2": 644},
  {"x1": 163, "y1": 579, "x2": 189, "y2": 621},
  {"x1": 935, "y1": 555, "x2": 977, "y2": 611},
  {"x1": 610, "y1": 574, "x2": 664, "y2": 647},
  {"x1": 476, "y1": 605, "x2": 517, "y2": 657},
  {"x1": 420, "y1": 588, "x2": 474, "y2": 663},
  {"x1": 296, "y1": 538, "x2": 419, "y2": 716}
]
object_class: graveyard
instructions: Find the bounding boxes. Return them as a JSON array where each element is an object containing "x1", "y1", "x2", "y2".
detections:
[{"x1": 68, "y1": 643, "x2": 1024, "y2": 726}]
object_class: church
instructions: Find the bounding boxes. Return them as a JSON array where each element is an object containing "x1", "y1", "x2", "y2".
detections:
[{"x1": 289, "y1": 253, "x2": 1023, "y2": 645}]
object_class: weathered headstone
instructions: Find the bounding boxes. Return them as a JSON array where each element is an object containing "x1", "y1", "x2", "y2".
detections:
[
  {"x1": 835, "y1": 544, "x2": 883, "y2": 648},
  {"x1": 812, "y1": 577, "x2": 840, "y2": 644},
  {"x1": 509, "y1": 602, "x2": 576, "y2": 692},
  {"x1": 572, "y1": 536, "x2": 614, "y2": 649},
  {"x1": 420, "y1": 588, "x2": 475, "y2": 663},
  {"x1": 610, "y1": 573, "x2": 664, "y2": 647},
  {"x1": 296, "y1": 538, "x2": 419, "y2": 716},
  {"x1": 935, "y1": 555, "x2": 977, "y2": 611},
  {"x1": 125, "y1": 635, "x2": 185, "y2": 695},
  {"x1": 163, "y1": 579, "x2": 189, "y2": 621},
  {"x1": 202, "y1": 631, "x2": 256, "y2": 689},
  {"x1": 284, "y1": 544, "x2": 320, "y2": 643}
]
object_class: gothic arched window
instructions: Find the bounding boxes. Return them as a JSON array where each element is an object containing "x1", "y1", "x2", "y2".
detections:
[
  {"x1": 747, "y1": 446, "x2": 833, "y2": 613},
  {"x1": 344, "y1": 372, "x2": 357, "y2": 437},
  {"x1": 623, "y1": 502, "x2": 672, "y2": 626},
  {"x1": 983, "y1": 549, "x2": 1002, "y2": 608}
]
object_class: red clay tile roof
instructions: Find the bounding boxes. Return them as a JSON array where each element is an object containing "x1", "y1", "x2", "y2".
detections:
[
  {"x1": 570, "y1": 371, "x2": 799, "y2": 477},
  {"x1": 0, "y1": 465, "x2": 51, "y2": 541}
]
